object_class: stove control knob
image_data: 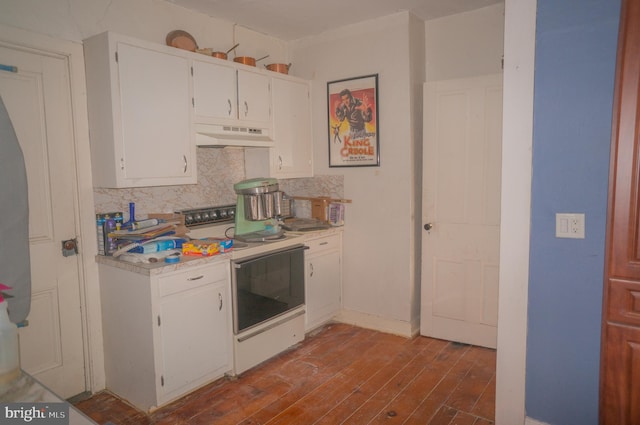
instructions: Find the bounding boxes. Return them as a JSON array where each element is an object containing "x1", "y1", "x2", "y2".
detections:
[
  {"x1": 228, "y1": 209, "x2": 235, "y2": 218},
  {"x1": 194, "y1": 213, "x2": 202, "y2": 222},
  {"x1": 185, "y1": 214, "x2": 194, "y2": 225},
  {"x1": 220, "y1": 209, "x2": 228, "y2": 218},
  {"x1": 202, "y1": 211, "x2": 210, "y2": 221},
  {"x1": 210, "y1": 210, "x2": 219, "y2": 220}
]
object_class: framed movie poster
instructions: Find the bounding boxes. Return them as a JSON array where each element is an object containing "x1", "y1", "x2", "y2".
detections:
[{"x1": 327, "y1": 74, "x2": 379, "y2": 167}]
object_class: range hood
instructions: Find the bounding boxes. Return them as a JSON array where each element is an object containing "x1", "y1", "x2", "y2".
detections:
[{"x1": 195, "y1": 123, "x2": 274, "y2": 148}]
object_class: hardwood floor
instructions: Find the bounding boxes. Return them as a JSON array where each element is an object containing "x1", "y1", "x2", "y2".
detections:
[{"x1": 74, "y1": 323, "x2": 495, "y2": 424}]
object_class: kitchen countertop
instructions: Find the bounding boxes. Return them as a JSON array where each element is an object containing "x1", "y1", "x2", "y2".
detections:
[
  {"x1": 95, "y1": 247, "x2": 231, "y2": 276},
  {"x1": 95, "y1": 227, "x2": 344, "y2": 276},
  {"x1": 0, "y1": 370, "x2": 97, "y2": 424}
]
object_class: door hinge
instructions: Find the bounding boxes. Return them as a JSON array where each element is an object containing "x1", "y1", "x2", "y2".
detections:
[
  {"x1": 157, "y1": 315, "x2": 161, "y2": 326},
  {"x1": 115, "y1": 51, "x2": 118, "y2": 63},
  {"x1": 161, "y1": 375, "x2": 164, "y2": 387}
]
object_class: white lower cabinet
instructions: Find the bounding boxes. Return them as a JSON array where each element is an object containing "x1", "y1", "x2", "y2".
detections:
[
  {"x1": 98, "y1": 261, "x2": 232, "y2": 412},
  {"x1": 304, "y1": 233, "x2": 342, "y2": 331}
]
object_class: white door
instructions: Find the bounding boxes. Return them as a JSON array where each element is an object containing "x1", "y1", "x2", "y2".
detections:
[
  {"x1": 0, "y1": 44, "x2": 85, "y2": 396},
  {"x1": 421, "y1": 74, "x2": 503, "y2": 349}
]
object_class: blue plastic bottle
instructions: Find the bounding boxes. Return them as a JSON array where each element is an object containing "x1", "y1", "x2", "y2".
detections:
[
  {"x1": 123, "y1": 202, "x2": 136, "y2": 229},
  {"x1": 129, "y1": 239, "x2": 185, "y2": 254}
]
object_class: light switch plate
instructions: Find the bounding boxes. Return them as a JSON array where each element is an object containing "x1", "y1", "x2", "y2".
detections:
[{"x1": 556, "y1": 213, "x2": 585, "y2": 239}]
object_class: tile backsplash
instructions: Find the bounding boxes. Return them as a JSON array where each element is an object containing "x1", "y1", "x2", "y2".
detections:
[{"x1": 93, "y1": 148, "x2": 344, "y2": 221}]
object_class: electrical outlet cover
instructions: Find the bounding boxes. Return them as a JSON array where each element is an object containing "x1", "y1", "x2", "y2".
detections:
[{"x1": 556, "y1": 213, "x2": 585, "y2": 239}]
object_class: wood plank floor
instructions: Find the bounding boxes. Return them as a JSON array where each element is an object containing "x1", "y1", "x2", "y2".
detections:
[{"x1": 74, "y1": 323, "x2": 495, "y2": 424}]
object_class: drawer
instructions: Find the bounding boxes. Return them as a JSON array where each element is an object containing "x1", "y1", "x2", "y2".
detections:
[
  {"x1": 305, "y1": 233, "x2": 341, "y2": 253},
  {"x1": 158, "y1": 261, "x2": 229, "y2": 298}
]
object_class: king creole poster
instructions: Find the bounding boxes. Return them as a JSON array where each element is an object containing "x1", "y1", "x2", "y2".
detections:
[{"x1": 327, "y1": 74, "x2": 380, "y2": 167}]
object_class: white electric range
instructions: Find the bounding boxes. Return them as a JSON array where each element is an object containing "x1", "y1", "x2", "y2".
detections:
[{"x1": 178, "y1": 205, "x2": 306, "y2": 375}]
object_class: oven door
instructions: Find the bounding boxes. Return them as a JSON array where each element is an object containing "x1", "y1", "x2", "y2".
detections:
[{"x1": 231, "y1": 244, "x2": 306, "y2": 334}]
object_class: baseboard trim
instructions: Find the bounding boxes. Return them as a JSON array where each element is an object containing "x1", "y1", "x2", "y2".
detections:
[
  {"x1": 525, "y1": 417, "x2": 550, "y2": 425},
  {"x1": 335, "y1": 309, "x2": 417, "y2": 338}
]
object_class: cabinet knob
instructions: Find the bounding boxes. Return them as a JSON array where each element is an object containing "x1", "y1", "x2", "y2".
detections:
[{"x1": 424, "y1": 223, "x2": 433, "y2": 231}]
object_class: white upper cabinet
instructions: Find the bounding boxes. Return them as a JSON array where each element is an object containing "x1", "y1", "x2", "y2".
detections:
[
  {"x1": 192, "y1": 60, "x2": 271, "y2": 127},
  {"x1": 84, "y1": 31, "x2": 313, "y2": 180},
  {"x1": 245, "y1": 76, "x2": 313, "y2": 178},
  {"x1": 84, "y1": 32, "x2": 196, "y2": 188},
  {"x1": 192, "y1": 60, "x2": 237, "y2": 121},
  {"x1": 237, "y1": 69, "x2": 271, "y2": 125}
]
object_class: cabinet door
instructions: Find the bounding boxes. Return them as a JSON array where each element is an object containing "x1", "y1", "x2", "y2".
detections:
[
  {"x1": 306, "y1": 248, "x2": 341, "y2": 331},
  {"x1": 238, "y1": 70, "x2": 271, "y2": 124},
  {"x1": 117, "y1": 42, "x2": 194, "y2": 184},
  {"x1": 192, "y1": 60, "x2": 237, "y2": 121},
  {"x1": 271, "y1": 78, "x2": 313, "y2": 178},
  {"x1": 158, "y1": 280, "x2": 231, "y2": 399}
]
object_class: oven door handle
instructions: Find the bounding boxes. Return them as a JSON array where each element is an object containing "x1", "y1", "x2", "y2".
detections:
[{"x1": 232, "y1": 244, "x2": 308, "y2": 266}]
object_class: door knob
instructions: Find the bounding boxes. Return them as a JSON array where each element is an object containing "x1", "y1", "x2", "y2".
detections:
[
  {"x1": 61, "y1": 238, "x2": 78, "y2": 257},
  {"x1": 424, "y1": 223, "x2": 433, "y2": 231}
]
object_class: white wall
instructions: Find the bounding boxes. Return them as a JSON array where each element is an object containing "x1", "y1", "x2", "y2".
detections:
[
  {"x1": 0, "y1": 0, "x2": 289, "y2": 64},
  {"x1": 292, "y1": 13, "x2": 419, "y2": 336},
  {"x1": 496, "y1": 0, "x2": 535, "y2": 420},
  {"x1": 425, "y1": 3, "x2": 505, "y2": 81}
]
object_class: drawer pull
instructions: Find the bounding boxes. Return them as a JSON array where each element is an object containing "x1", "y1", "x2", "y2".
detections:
[
  {"x1": 187, "y1": 275, "x2": 204, "y2": 281},
  {"x1": 319, "y1": 241, "x2": 328, "y2": 245}
]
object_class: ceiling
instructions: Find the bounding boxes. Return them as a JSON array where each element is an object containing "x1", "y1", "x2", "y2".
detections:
[{"x1": 166, "y1": 0, "x2": 503, "y2": 41}]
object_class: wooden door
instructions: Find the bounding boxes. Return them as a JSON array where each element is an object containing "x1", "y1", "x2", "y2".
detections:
[
  {"x1": 0, "y1": 43, "x2": 85, "y2": 397},
  {"x1": 421, "y1": 75, "x2": 503, "y2": 349},
  {"x1": 600, "y1": 0, "x2": 640, "y2": 422}
]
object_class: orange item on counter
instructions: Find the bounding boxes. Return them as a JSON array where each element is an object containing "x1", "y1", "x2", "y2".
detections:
[{"x1": 182, "y1": 241, "x2": 219, "y2": 257}]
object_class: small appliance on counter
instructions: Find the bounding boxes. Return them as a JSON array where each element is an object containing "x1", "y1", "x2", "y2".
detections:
[{"x1": 233, "y1": 177, "x2": 287, "y2": 242}]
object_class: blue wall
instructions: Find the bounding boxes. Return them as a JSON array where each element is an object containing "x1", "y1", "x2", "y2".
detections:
[{"x1": 526, "y1": 1, "x2": 620, "y2": 424}]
